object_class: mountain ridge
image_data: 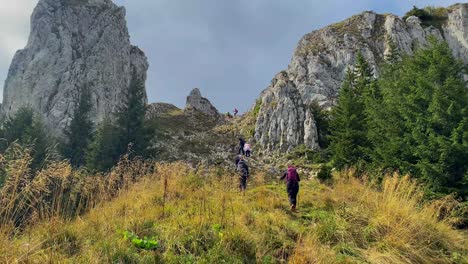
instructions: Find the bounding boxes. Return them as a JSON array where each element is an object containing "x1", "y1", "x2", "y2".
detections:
[{"x1": 253, "y1": 3, "x2": 468, "y2": 154}]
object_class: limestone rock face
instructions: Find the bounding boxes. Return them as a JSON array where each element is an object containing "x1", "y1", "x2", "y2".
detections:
[
  {"x1": 254, "y1": 71, "x2": 318, "y2": 153},
  {"x1": 1, "y1": 0, "x2": 148, "y2": 136},
  {"x1": 443, "y1": 3, "x2": 468, "y2": 80},
  {"x1": 255, "y1": 4, "x2": 467, "y2": 153},
  {"x1": 185, "y1": 88, "x2": 219, "y2": 116}
]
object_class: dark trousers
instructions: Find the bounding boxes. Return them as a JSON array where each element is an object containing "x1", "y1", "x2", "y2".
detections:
[
  {"x1": 286, "y1": 181, "x2": 299, "y2": 206},
  {"x1": 238, "y1": 145, "x2": 245, "y2": 155},
  {"x1": 239, "y1": 176, "x2": 247, "y2": 191}
]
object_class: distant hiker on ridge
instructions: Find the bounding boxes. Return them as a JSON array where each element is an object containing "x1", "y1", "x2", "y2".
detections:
[
  {"x1": 234, "y1": 108, "x2": 239, "y2": 116},
  {"x1": 238, "y1": 137, "x2": 245, "y2": 155},
  {"x1": 237, "y1": 156, "x2": 249, "y2": 192},
  {"x1": 244, "y1": 143, "x2": 252, "y2": 157},
  {"x1": 280, "y1": 165, "x2": 300, "y2": 212}
]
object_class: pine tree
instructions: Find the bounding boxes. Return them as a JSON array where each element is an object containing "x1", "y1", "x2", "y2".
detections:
[
  {"x1": 85, "y1": 69, "x2": 149, "y2": 172},
  {"x1": 354, "y1": 52, "x2": 374, "y2": 90},
  {"x1": 329, "y1": 52, "x2": 378, "y2": 170},
  {"x1": 329, "y1": 68, "x2": 367, "y2": 169},
  {"x1": 0, "y1": 107, "x2": 49, "y2": 170},
  {"x1": 85, "y1": 118, "x2": 120, "y2": 172},
  {"x1": 115, "y1": 69, "x2": 148, "y2": 157},
  {"x1": 63, "y1": 86, "x2": 94, "y2": 168},
  {"x1": 310, "y1": 101, "x2": 331, "y2": 149},
  {"x1": 384, "y1": 37, "x2": 401, "y2": 65},
  {"x1": 374, "y1": 38, "x2": 467, "y2": 195}
]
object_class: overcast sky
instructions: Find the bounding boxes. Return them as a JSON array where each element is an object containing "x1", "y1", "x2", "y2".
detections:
[{"x1": 0, "y1": 0, "x2": 461, "y2": 112}]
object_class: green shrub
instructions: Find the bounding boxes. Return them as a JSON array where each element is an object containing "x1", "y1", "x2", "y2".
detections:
[
  {"x1": 403, "y1": 6, "x2": 448, "y2": 29},
  {"x1": 404, "y1": 6, "x2": 432, "y2": 20},
  {"x1": 252, "y1": 99, "x2": 262, "y2": 118},
  {"x1": 122, "y1": 231, "x2": 159, "y2": 250},
  {"x1": 317, "y1": 165, "x2": 332, "y2": 182}
]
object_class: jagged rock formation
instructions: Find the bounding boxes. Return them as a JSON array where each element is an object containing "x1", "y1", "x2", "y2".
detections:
[
  {"x1": 1, "y1": 0, "x2": 148, "y2": 136},
  {"x1": 255, "y1": 71, "x2": 318, "y2": 153},
  {"x1": 255, "y1": 4, "x2": 468, "y2": 153},
  {"x1": 185, "y1": 88, "x2": 219, "y2": 116}
]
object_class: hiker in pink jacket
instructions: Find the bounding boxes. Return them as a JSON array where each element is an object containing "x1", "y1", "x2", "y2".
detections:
[
  {"x1": 244, "y1": 143, "x2": 252, "y2": 157},
  {"x1": 280, "y1": 165, "x2": 300, "y2": 212}
]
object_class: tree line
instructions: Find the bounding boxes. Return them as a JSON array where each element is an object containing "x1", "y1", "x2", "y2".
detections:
[
  {"x1": 327, "y1": 39, "x2": 467, "y2": 198},
  {"x1": 0, "y1": 69, "x2": 150, "y2": 185}
]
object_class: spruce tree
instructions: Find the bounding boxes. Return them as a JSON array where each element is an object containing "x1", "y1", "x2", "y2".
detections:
[
  {"x1": 384, "y1": 37, "x2": 401, "y2": 65},
  {"x1": 354, "y1": 52, "x2": 374, "y2": 90},
  {"x1": 63, "y1": 87, "x2": 94, "y2": 168},
  {"x1": 115, "y1": 69, "x2": 148, "y2": 157},
  {"x1": 310, "y1": 101, "x2": 331, "y2": 149},
  {"x1": 329, "y1": 52, "x2": 377, "y2": 170},
  {"x1": 85, "y1": 118, "x2": 120, "y2": 172},
  {"x1": 85, "y1": 69, "x2": 149, "y2": 172},
  {"x1": 0, "y1": 107, "x2": 49, "y2": 170},
  {"x1": 329, "y1": 68, "x2": 367, "y2": 169},
  {"x1": 375, "y1": 39, "x2": 467, "y2": 195}
]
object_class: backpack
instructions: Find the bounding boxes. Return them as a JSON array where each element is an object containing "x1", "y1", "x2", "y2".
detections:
[
  {"x1": 286, "y1": 167, "x2": 299, "y2": 181},
  {"x1": 238, "y1": 161, "x2": 248, "y2": 177}
]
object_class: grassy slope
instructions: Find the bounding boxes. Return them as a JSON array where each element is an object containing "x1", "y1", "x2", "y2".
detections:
[
  {"x1": 147, "y1": 108, "x2": 239, "y2": 167},
  {"x1": 1, "y1": 163, "x2": 466, "y2": 264}
]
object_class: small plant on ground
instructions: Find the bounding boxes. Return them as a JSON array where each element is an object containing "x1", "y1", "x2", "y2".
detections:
[{"x1": 122, "y1": 230, "x2": 159, "y2": 250}]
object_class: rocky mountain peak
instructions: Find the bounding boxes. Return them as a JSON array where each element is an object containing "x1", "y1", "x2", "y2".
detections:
[
  {"x1": 41, "y1": 0, "x2": 110, "y2": 7},
  {"x1": 185, "y1": 88, "x2": 219, "y2": 116},
  {"x1": 254, "y1": 3, "x2": 467, "y2": 154},
  {"x1": 1, "y1": 0, "x2": 148, "y2": 136}
]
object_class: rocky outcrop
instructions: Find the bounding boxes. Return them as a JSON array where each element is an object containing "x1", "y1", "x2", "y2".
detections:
[
  {"x1": 443, "y1": 3, "x2": 468, "y2": 79},
  {"x1": 1, "y1": 0, "x2": 148, "y2": 136},
  {"x1": 185, "y1": 88, "x2": 219, "y2": 116},
  {"x1": 146, "y1": 103, "x2": 180, "y2": 119},
  {"x1": 255, "y1": 71, "x2": 318, "y2": 153},
  {"x1": 255, "y1": 4, "x2": 467, "y2": 153},
  {"x1": 147, "y1": 100, "x2": 234, "y2": 169}
]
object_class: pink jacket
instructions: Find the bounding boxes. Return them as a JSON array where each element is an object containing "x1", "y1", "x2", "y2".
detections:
[{"x1": 244, "y1": 143, "x2": 251, "y2": 151}]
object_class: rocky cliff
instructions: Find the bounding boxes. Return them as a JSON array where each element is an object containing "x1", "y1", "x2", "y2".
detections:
[
  {"x1": 1, "y1": 0, "x2": 148, "y2": 136},
  {"x1": 255, "y1": 71, "x2": 318, "y2": 153},
  {"x1": 255, "y1": 3, "x2": 468, "y2": 154}
]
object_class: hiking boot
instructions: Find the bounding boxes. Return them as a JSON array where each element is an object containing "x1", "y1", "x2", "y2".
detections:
[{"x1": 291, "y1": 204, "x2": 296, "y2": 212}]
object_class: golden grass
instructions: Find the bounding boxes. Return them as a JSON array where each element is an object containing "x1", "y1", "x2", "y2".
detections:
[
  {"x1": 0, "y1": 153, "x2": 466, "y2": 263},
  {"x1": 0, "y1": 143, "x2": 151, "y2": 230}
]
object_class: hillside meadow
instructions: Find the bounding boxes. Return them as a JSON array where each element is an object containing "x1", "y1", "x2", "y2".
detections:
[{"x1": 0, "y1": 147, "x2": 466, "y2": 263}]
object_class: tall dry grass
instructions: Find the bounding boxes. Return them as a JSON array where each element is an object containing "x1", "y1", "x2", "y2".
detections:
[
  {"x1": 0, "y1": 143, "x2": 151, "y2": 231},
  {"x1": 289, "y1": 170, "x2": 467, "y2": 263},
  {"x1": 0, "y1": 148, "x2": 466, "y2": 263}
]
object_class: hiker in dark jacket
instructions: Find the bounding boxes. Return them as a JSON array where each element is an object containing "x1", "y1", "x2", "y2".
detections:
[
  {"x1": 237, "y1": 157, "x2": 249, "y2": 192},
  {"x1": 238, "y1": 137, "x2": 246, "y2": 155},
  {"x1": 234, "y1": 155, "x2": 242, "y2": 169},
  {"x1": 280, "y1": 165, "x2": 301, "y2": 212}
]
